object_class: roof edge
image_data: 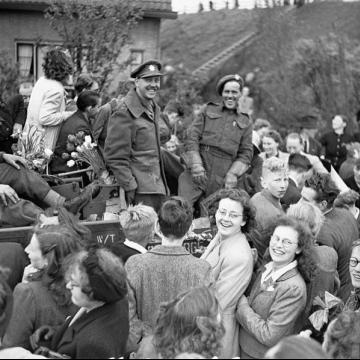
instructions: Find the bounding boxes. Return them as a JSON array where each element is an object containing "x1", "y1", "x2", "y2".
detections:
[{"x1": 0, "y1": 2, "x2": 177, "y2": 19}]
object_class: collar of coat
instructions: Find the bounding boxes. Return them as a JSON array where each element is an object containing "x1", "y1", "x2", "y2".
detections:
[
  {"x1": 124, "y1": 88, "x2": 159, "y2": 119},
  {"x1": 260, "y1": 265, "x2": 300, "y2": 283},
  {"x1": 261, "y1": 189, "x2": 283, "y2": 210},
  {"x1": 206, "y1": 101, "x2": 251, "y2": 128},
  {"x1": 149, "y1": 245, "x2": 191, "y2": 257},
  {"x1": 56, "y1": 301, "x2": 120, "y2": 347}
]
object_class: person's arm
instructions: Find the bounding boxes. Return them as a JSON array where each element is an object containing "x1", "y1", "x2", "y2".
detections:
[
  {"x1": 104, "y1": 104, "x2": 137, "y2": 192},
  {"x1": 185, "y1": 110, "x2": 206, "y2": 153},
  {"x1": 225, "y1": 122, "x2": 253, "y2": 188},
  {"x1": 3, "y1": 283, "x2": 36, "y2": 350},
  {"x1": 216, "y1": 247, "x2": 253, "y2": 311},
  {"x1": 38, "y1": 88, "x2": 73, "y2": 127},
  {"x1": 12, "y1": 95, "x2": 26, "y2": 126},
  {"x1": 125, "y1": 261, "x2": 149, "y2": 352},
  {"x1": 236, "y1": 284, "x2": 305, "y2": 347},
  {"x1": 92, "y1": 103, "x2": 111, "y2": 142}
]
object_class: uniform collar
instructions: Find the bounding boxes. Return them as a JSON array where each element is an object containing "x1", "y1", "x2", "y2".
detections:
[
  {"x1": 221, "y1": 100, "x2": 242, "y2": 115},
  {"x1": 124, "y1": 87, "x2": 154, "y2": 119}
]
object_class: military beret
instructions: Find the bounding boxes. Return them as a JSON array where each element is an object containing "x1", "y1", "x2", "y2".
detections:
[
  {"x1": 130, "y1": 60, "x2": 164, "y2": 79},
  {"x1": 216, "y1": 74, "x2": 244, "y2": 95}
]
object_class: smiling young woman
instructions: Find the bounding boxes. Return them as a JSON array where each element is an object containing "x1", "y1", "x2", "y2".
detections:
[
  {"x1": 236, "y1": 216, "x2": 318, "y2": 359},
  {"x1": 201, "y1": 188, "x2": 255, "y2": 358}
]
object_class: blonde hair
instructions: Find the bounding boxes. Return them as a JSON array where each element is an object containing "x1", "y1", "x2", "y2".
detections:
[
  {"x1": 119, "y1": 204, "x2": 157, "y2": 244},
  {"x1": 262, "y1": 157, "x2": 288, "y2": 177},
  {"x1": 287, "y1": 202, "x2": 324, "y2": 238}
]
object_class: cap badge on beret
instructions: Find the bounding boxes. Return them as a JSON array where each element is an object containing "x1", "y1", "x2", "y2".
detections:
[
  {"x1": 235, "y1": 74, "x2": 240, "y2": 81},
  {"x1": 149, "y1": 65, "x2": 156, "y2": 72}
]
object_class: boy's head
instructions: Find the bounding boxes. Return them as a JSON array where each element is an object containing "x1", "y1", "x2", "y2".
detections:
[
  {"x1": 119, "y1": 204, "x2": 158, "y2": 247},
  {"x1": 261, "y1": 157, "x2": 289, "y2": 199},
  {"x1": 157, "y1": 197, "x2": 193, "y2": 240}
]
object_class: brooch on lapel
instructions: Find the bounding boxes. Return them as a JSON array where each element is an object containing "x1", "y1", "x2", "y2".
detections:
[{"x1": 261, "y1": 277, "x2": 276, "y2": 292}]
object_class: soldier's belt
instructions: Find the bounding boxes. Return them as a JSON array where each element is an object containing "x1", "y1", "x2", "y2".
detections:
[{"x1": 199, "y1": 144, "x2": 234, "y2": 159}]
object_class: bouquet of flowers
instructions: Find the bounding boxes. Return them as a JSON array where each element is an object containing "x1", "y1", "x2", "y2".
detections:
[
  {"x1": 15, "y1": 126, "x2": 53, "y2": 173},
  {"x1": 63, "y1": 131, "x2": 114, "y2": 185}
]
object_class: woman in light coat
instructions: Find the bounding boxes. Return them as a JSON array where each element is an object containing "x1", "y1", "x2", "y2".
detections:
[
  {"x1": 237, "y1": 216, "x2": 318, "y2": 359},
  {"x1": 24, "y1": 48, "x2": 74, "y2": 151},
  {"x1": 201, "y1": 189, "x2": 255, "y2": 358}
]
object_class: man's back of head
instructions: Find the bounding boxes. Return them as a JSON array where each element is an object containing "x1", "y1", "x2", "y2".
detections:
[
  {"x1": 303, "y1": 172, "x2": 340, "y2": 211},
  {"x1": 288, "y1": 153, "x2": 312, "y2": 174},
  {"x1": 158, "y1": 196, "x2": 193, "y2": 241}
]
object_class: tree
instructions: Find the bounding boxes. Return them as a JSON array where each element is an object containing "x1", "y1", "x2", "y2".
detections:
[
  {"x1": 45, "y1": 0, "x2": 143, "y2": 92},
  {"x1": 158, "y1": 64, "x2": 207, "y2": 118},
  {"x1": 0, "y1": 51, "x2": 20, "y2": 102}
]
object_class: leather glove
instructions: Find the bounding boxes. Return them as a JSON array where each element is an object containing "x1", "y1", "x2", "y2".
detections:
[
  {"x1": 224, "y1": 172, "x2": 238, "y2": 189},
  {"x1": 125, "y1": 190, "x2": 136, "y2": 205},
  {"x1": 30, "y1": 325, "x2": 56, "y2": 351},
  {"x1": 191, "y1": 164, "x2": 208, "y2": 190}
]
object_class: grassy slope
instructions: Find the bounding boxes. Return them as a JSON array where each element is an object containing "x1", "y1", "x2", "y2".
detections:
[
  {"x1": 161, "y1": 2, "x2": 360, "y2": 70},
  {"x1": 160, "y1": 8, "x2": 257, "y2": 70}
]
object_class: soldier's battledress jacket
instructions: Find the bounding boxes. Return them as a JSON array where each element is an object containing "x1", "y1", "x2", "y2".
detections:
[
  {"x1": 104, "y1": 88, "x2": 168, "y2": 195},
  {"x1": 186, "y1": 102, "x2": 253, "y2": 192}
]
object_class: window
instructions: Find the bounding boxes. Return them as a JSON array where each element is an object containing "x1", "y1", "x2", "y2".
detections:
[
  {"x1": 16, "y1": 42, "x2": 61, "y2": 82},
  {"x1": 17, "y1": 43, "x2": 34, "y2": 80},
  {"x1": 130, "y1": 50, "x2": 144, "y2": 71}
]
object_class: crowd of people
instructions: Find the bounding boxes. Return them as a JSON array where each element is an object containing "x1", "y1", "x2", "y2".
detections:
[{"x1": 0, "y1": 47, "x2": 360, "y2": 359}]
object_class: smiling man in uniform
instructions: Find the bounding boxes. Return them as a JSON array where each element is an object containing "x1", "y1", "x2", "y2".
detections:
[
  {"x1": 178, "y1": 74, "x2": 253, "y2": 212},
  {"x1": 105, "y1": 60, "x2": 168, "y2": 211}
]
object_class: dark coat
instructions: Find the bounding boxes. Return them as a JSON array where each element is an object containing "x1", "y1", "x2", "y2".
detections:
[
  {"x1": 281, "y1": 178, "x2": 301, "y2": 210},
  {"x1": 108, "y1": 243, "x2": 141, "y2": 264},
  {"x1": 0, "y1": 95, "x2": 26, "y2": 152},
  {"x1": 51, "y1": 299, "x2": 129, "y2": 359},
  {"x1": 304, "y1": 136, "x2": 322, "y2": 157},
  {"x1": 3, "y1": 280, "x2": 77, "y2": 350},
  {"x1": 0, "y1": 243, "x2": 28, "y2": 290},
  {"x1": 50, "y1": 110, "x2": 92, "y2": 174},
  {"x1": 104, "y1": 88, "x2": 168, "y2": 194}
]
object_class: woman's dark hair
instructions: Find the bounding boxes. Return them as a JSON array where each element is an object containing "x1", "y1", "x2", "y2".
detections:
[
  {"x1": 43, "y1": 49, "x2": 73, "y2": 82},
  {"x1": 56, "y1": 207, "x2": 91, "y2": 243},
  {"x1": 262, "y1": 129, "x2": 283, "y2": 147},
  {"x1": 207, "y1": 189, "x2": 256, "y2": 235},
  {"x1": 153, "y1": 286, "x2": 225, "y2": 359},
  {"x1": 76, "y1": 90, "x2": 100, "y2": 112},
  {"x1": 265, "y1": 216, "x2": 318, "y2": 283},
  {"x1": 324, "y1": 311, "x2": 360, "y2": 359},
  {"x1": 63, "y1": 247, "x2": 127, "y2": 303},
  {"x1": 158, "y1": 196, "x2": 193, "y2": 239},
  {"x1": 34, "y1": 225, "x2": 83, "y2": 306}
]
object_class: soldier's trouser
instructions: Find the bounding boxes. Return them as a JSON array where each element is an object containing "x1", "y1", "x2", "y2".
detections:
[
  {"x1": 178, "y1": 147, "x2": 234, "y2": 208},
  {"x1": 161, "y1": 148, "x2": 185, "y2": 195},
  {"x1": 134, "y1": 194, "x2": 167, "y2": 213},
  {"x1": 0, "y1": 200, "x2": 43, "y2": 227},
  {"x1": 0, "y1": 163, "x2": 64, "y2": 227},
  {"x1": 0, "y1": 163, "x2": 51, "y2": 202}
]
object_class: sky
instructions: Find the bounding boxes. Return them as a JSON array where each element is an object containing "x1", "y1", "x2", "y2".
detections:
[{"x1": 172, "y1": 0, "x2": 256, "y2": 14}]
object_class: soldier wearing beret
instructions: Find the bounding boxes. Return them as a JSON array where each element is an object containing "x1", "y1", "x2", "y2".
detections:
[
  {"x1": 104, "y1": 60, "x2": 168, "y2": 211},
  {"x1": 179, "y1": 74, "x2": 253, "y2": 210}
]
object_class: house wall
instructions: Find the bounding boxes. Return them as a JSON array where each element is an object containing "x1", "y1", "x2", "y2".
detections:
[{"x1": 0, "y1": 9, "x2": 162, "y2": 85}]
